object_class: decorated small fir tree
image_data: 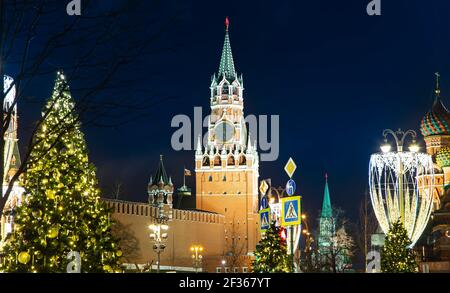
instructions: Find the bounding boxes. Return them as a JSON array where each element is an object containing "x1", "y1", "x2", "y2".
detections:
[
  {"x1": 381, "y1": 220, "x2": 418, "y2": 273},
  {"x1": 0, "y1": 72, "x2": 122, "y2": 272},
  {"x1": 253, "y1": 222, "x2": 293, "y2": 273}
]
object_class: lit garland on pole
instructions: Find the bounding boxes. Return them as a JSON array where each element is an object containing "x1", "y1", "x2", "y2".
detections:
[
  {"x1": 253, "y1": 222, "x2": 293, "y2": 273},
  {"x1": 0, "y1": 72, "x2": 122, "y2": 272},
  {"x1": 381, "y1": 220, "x2": 418, "y2": 273}
]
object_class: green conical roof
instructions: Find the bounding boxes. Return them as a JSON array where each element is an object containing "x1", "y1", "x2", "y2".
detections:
[
  {"x1": 218, "y1": 17, "x2": 236, "y2": 80},
  {"x1": 149, "y1": 155, "x2": 171, "y2": 186},
  {"x1": 321, "y1": 174, "x2": 332, "y2": 218}
]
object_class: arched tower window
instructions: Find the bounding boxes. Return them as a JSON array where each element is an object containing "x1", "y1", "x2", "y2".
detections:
[
  {"x1": 202, "y1": 156, "x2": 210, "y2": 166},
  {"x1": 214, "y1": 156, "x2": 221, "y2": 166},
  {"x1": 227, "y1": 155, "x2": 235, "y2": 166},
  {"x1": 222, "y1": 84, "x2": 229, "y2": 95},
  {"x1": 239, "y1": 155, "x2": 246, "y2": 165}
]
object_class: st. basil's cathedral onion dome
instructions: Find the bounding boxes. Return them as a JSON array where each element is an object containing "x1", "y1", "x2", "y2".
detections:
[{"x1": 420, "y1": 73, "x2": 450, "y2": 137}]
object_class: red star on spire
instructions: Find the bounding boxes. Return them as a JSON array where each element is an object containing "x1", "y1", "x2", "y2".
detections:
[{"x1": 225, "y1": 16, "x2": 229, "y2": 31}]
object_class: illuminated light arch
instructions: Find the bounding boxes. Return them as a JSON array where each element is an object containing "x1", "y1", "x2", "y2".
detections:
[{"x1": 369, "y1": 151, "x2": 434, "y2": 247}]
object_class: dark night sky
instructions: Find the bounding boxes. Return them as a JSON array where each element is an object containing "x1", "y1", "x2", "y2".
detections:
[{"x1": 10, "y1": 0, "x2": 450, "y2": 225}]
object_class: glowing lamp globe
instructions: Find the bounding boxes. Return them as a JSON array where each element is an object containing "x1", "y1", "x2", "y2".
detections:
[
  {"x1": 369, "y1": 151, "x2": 434, "y2": 247},
  {"x1": 380, "y1": 142, "x2": 391, "y2": 153}
]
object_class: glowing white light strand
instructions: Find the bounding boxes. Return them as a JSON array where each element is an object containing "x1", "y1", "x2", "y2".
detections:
[{"x1": 369, "y1": 151, "x2": 434, "y2": 247}]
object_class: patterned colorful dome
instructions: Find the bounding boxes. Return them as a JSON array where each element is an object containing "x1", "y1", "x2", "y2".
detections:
[
  {"x1": 420, "y1": 97, "x2": 450, "y2": 137},
  {"x1": 436, "y1": 146, "x2": 450, "y2": 168}
]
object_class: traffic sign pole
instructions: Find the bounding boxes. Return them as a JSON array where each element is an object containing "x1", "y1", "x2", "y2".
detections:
[{"x1": 283, "y1": 158, "x2": 299, "y2": 272}]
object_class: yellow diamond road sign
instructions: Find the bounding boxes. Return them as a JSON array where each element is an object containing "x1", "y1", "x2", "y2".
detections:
[
  {"x1": 259, "y1": 180, "x2": 269, "y2": 195},
  {"x1": 284, "y1": 157, "x2": 297, "y2": 178}
]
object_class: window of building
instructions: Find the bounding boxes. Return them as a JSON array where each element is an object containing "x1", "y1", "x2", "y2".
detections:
[
  {"x1": 233, "y1": 267, "x2": 239, "y2": 273},
  {"x1": 222, "y1": 84, "x2": 229, "y2": 95},
  {"x1": 209, "y1": 175, "x2": 213, "y2": 182},
  {"x1": 227, "y1": 156, "x2": 235, "y2": 165},
  {"x1": 223, "y1": 175, "x2": 226, "y2": 181},
  {"x1": 225, "y1": 267, "x2": 230, "y2": 273},
  {"x1": 216, "y1": 267, "x2": 222, "y2": 273},
  {"x1": 239, "y1": 155, "x2": 246, "y2": 165},
  {"x1": 242, "y1": 267, "x2": 248, "y2": 273}
]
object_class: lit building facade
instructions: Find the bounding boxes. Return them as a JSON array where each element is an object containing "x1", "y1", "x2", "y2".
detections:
[
  {"x1": 418, "y1": 74, "x2": 450, "y2": 272},
  {"x1": 105, "y1": 19, "x2": 260, "y2": 272},
  {"x1": 1, "y1": 75, "x2": 24, "y2": 246},
  {"x1": 194, "y1": 17, "x2": 260, "y2": 256}
]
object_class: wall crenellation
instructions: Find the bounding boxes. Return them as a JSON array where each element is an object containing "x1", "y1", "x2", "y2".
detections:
[{"x1": 103, "y1": 199, "x2": 223, "y2": 224}]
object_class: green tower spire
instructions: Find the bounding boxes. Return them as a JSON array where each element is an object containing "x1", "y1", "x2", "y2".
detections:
[
  {"x1": 318, "y1": 173, "x2": 335, "y2": 256},
  {"x1": 321, "y1": 173, "x2": 332, "y2": 218},
  {"x1": 218, "y1": 17, "x2": 236, "y2": 80}
]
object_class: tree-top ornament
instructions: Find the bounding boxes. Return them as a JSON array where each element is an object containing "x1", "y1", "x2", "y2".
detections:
[{"x1": 0, "y1": 72, "x2": 122, "y2": 272}]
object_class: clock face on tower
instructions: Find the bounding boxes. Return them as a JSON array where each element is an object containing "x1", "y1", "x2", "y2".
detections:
[{"x1": 214, "y1": 121, "x2": 235, "y2": 143}]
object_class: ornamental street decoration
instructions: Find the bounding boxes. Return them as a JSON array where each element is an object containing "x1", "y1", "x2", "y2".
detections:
[
  {"x1": 284, "y1": 157, "x2": 297, "y2": 178},
  {"x1": 369, "y1": 151, "x2": 434, "y2": 247},
  {"x1": 259, "y1": 208, "x2": 270, "y2": 232},
  {"x1": 281, "y1": 196, "x2": 301, "y2": 227}
]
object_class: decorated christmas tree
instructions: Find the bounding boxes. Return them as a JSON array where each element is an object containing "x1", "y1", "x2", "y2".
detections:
[
  {"x1": 253, "y1": 222, "x2": 293, "y2": 273},
  {"x1": 0, "y1": 72, "x2": 122, "y2": 273},
  {"x1": 381, "y1": 220, "x2": 418, "y2": 273}
]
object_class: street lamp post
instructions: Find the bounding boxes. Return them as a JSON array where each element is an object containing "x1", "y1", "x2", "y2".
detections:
[
  {"x1": 380, "y1": 128, "x2": 419, "y2": 224},
  {"x1": 149, "y1": 221, "x2": 169, "y2": 273},
  {"x1": 190, "y1": 245, "x2": 203, "y2": 273},
  {"x1": 300, "y1": 213, "x2": 314, "y2": 269}
]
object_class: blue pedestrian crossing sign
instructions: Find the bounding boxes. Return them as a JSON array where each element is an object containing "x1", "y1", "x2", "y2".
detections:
[
  {"x1": 259, "y1": 208, "x2": 270, "y2": 232},
  {"x1": 286, "y1": 179, "x2": 296, "y2": 196},
  {"x1": 281, "y1": 196, "x2": 301, "y2": 227}
]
